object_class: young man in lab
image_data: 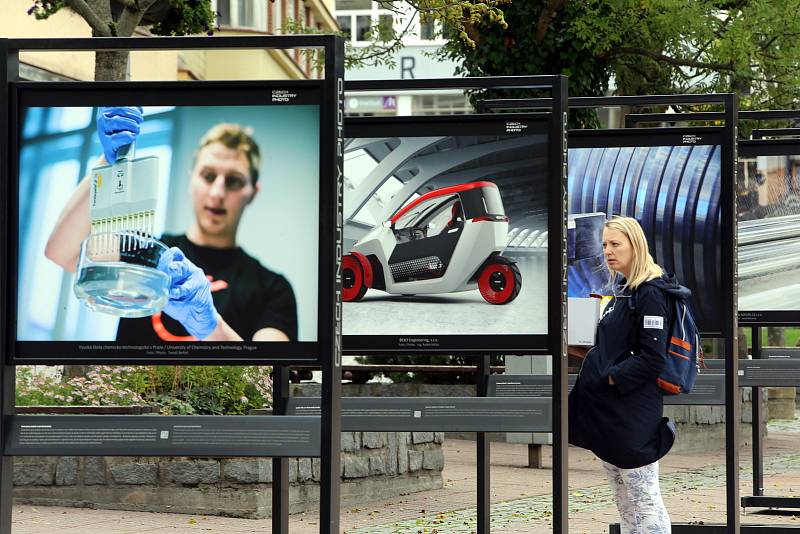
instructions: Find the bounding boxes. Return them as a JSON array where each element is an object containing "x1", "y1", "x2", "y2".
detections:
[{"x1": 45, "y1": 106, "x2": 297, "y2": 343}]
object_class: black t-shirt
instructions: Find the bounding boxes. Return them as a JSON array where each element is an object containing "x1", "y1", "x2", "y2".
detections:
[{"x1": 116, "y1": 234, "x2": 297, "y2": 342}]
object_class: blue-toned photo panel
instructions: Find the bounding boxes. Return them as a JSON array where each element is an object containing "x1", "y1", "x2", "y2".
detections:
[
  {"x1": 16, "y1": 104, "x2": 320, "y2": 347},
  {"x1": 567, "y1": 140, "x2": 722, "y2": 334}
]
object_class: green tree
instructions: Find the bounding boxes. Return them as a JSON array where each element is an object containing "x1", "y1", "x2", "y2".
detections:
[
  {"x1": 27, "y1": 0, "x2": 216, "y2": 80},
  {"x1": 441, "y1": 0, "x2": 800, "y2": 126}
]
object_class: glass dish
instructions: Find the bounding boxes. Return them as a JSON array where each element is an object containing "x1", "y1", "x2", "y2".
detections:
[{"x1": 73, "y1": 231, "x2": 170, "y2": 318}]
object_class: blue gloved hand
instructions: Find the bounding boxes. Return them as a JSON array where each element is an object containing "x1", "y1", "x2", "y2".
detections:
[
  {"x1": 157, "y1": 247, "x2": 218, "y2": 340},
  {"x1": 97, "y1": 106, "x2": 144, "y2": 164}
]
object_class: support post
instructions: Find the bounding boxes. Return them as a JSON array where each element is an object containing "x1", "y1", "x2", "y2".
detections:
[
  {"x1": 723, "y1": 92, "x2": 741, "y2": 533},
  {"x1": 272, "y1": 365, "x2": 290, "y2": 534},
  {"x1": 319, "y1": 35, "x2": 345, "y2": 534},
  {"x1": 550, "y1": 75, "x2": 570, "y2": 534},
  {"x1": 752, "y1": 327, "x2": 763, "y2": 497},
  {"x1": 0, "y1": 40, "x2": 18, "y2": 534},
  {"x1": 477, "y1": 354, "x2": 491, "y2": 534}
]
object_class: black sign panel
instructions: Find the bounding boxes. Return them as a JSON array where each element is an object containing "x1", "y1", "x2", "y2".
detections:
[
  {"x1": 287, "y1": 397, "x2": 551, "y2": 432},
  {"x1": 489, "y1": 374, "x2": 725, "y2": 406},
  {"x1": 6, "y1": 415, "x2": 321, "y2": 457},
  {"x1": 761, "y1": 348, "x2": 800, "y2": 359},
  {"x1": 739, "y1": 359, "x2": 800, "y2": 387}
]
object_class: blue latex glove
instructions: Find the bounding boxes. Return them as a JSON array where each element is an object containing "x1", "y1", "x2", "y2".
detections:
[
  {"x1": 97, "y1": 106, "x2": 143, "y2": 164},
  {"x1": 157, "y1": 247, "x2": 218, "y2": 340}
]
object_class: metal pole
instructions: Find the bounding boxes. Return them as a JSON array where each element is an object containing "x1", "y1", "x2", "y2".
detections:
[
  {"x1": 319, "y1": 35, "x2": 345, "y2": 534},
  {"x1": 550, "y1": 75, "x2": 570, "y2": 534},
  {"x1": 723, "y1": 93, "x2": 741, "y2": 533},
  {"x1": 272, "y1": 365, "x2": 290, "y2": 534},
  {"x1": 476, "y1": 354, "x2": 491, "y2": 533},
  {"x1": 751, "y1": 327, "x2": 764, "y2": 497},
  {"x1": 0, "y1": 40, "x2": 18, "y2": 534}
]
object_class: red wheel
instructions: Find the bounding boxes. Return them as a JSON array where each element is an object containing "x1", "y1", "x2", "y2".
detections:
[
  {"x1": 342, "y1": 254, "x2": 367, "y2": 302},
  {"x1": 478, "y1": 261, "x2": 521, "y2": 304}
]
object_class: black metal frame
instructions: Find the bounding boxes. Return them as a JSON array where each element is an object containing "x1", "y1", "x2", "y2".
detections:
[
  {"x1": 625, "y1": 110, "x2": 800, "y2": 129},
  {"x1": 480, "y1": 93, "x2": 741, "y2": 532},
  {"x1": 736, "y1": 111, "x2": 800, "y2": 524},
  {"x1": 0, "y1": 35, "x2": 344, "y2": 534},
  {"x1": 344, "y1": 76, "x2": 569, "y2": 534},
  {"x1": 10, "y1": 80, "x2": 324, "y2": 364}
]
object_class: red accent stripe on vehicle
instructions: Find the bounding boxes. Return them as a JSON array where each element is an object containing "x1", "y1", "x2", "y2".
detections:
[
  {"x1": 471, "y1": 215, "x2": 509, "y2": 222},
  {"x1": 390, "y1": 181, "x2": 498, "y2": 224},
  {"x1": 670, "y1": 336, "x2": 692, "y2": 351},
  {"x1": 657, "y1": 378, "x2": 682, "y2": 394},
  {"x1": 668, "y1": 350, "x2": 690, "y2": 361}
]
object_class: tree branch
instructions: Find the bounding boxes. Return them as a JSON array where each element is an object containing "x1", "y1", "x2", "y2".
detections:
[
  {"x1": 117, "y1": 0, "x2": 158, "y2": 36},
  {"x1": 65, "y1": 0, "x2": 111, "y2": 36},
  {"x1": 608, "y1": 47, "x2": 735, "y2": 72},
  {"x1": 536, "y1": 0, "x2": 566, "y2": 42}
]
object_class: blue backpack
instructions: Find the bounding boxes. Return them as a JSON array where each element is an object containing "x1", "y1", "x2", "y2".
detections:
[{"x1": 629, "y1": 286, "x2": 704, "y2": 395}]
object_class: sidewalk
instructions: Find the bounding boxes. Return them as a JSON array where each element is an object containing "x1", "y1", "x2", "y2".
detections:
[{"x1": 11, "y1": 417, "x2": 800, "y2": 533}]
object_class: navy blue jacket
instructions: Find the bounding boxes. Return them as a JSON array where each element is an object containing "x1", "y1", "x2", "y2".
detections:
[{"x1": 568, "y1": 274, "x2": 684, "y2": 469}]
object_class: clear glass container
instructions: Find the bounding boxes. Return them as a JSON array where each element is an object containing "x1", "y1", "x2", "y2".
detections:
[{"x1": 73, "y1": 231, "x2": 170, "y2": 318}]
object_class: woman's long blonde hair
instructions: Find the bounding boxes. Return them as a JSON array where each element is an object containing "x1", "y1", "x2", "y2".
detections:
[{"x1": 605, "y1": 216, "x2": 663, "y2": 290}]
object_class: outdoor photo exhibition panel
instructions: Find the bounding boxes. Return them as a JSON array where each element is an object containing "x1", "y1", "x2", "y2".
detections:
[
  {"x1": 737, "y1": 139, "x2": 800, "y2": 327},
  {"x1": 568, "y1": 127, "x2": 725, "y2": 336},
  {"x1": 343, "y1": 113, "x2": 553, "y2": 355},
  {"x1": 576, "y1": 100, "x2": 739, "y2": 533},
  {"x1": 737, "y1": 132, "x2": 800, "y2": 522},
  {"x1": 339, "y1": 76, "x2": 569, "y2": 534},
  {"x1": 481, "y1": 94, "x2": 739, "y2": 532},
  {"x1": 10, "y1": 81, "x2": 336, "y2": 365},
  {"x1": 0, "y1": 36, "x2": 345, "y2": 534}
]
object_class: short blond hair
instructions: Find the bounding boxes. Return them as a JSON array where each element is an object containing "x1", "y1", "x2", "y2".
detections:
[
  {"x1": 605, "y1": 216, "x2": 663, "y2": 290},
  {"x1": 195, "y1": 123, "x2": 261, "y2": 184}
]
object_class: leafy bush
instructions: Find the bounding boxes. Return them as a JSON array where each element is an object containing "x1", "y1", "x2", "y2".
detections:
[{"x1": 16, "y1": 365, "x2": 273, "y2": 415}]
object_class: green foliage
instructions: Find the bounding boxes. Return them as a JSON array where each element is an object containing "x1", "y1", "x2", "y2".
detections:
[
  {"x1": 16, "y1": 365, "x2": 145, "y2": 407},
  {"x1": 282, "y1": 1, "x2": 509, "y2": 70},
  {"x1": 27, "y1": 0, "x2": 217, "y2": 37},
  {"x1": 16, "y1": 365, "x2": 273, "y2": 415},
  {"x1": 150, "y1": 0, "x2": 217, "y2": 36},
  {"x1": 442, "y1": 1, "x2": 800, "y2": 125}
]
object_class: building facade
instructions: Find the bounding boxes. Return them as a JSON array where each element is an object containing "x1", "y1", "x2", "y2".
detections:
[
  {"x1": 1, "y1": 0, "x2": 338, "y2": 82},
  {"x1": 335, "y1": 0, "x2": 470, "y2": 116}
]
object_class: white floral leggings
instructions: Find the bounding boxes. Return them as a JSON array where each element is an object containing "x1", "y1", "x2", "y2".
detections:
[{"x1": 602, "y1": 460, "x2": 671, "y2": 534}]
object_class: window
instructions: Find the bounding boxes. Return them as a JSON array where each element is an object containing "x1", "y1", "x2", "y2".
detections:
[
  {"x1": 337, "y1": 16, "x2": 352, "y2": 39},
  {"x1": 420, "y1": 18, "x2": 435, "y2": 40},
  {"x1": 355, "y1": 15, "x2": 371, "y2": 41},
  {"x1": 335, "y1": 0, "x2": 396, "y2": 45},
  {"x1": 215, "y1": 0, "x2": 266, "y2": 30}
]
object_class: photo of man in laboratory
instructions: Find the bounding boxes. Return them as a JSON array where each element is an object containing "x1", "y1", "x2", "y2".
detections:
[{"x1": 44, "y1": 106, "x2": 297, "y2": 343}]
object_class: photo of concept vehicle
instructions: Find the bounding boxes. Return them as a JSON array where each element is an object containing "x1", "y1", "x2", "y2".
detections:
[{"x1": 342, "y1": 181, "x2": 522, "y2": 304}]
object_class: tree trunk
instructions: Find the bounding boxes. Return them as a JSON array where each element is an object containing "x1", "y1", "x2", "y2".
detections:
[
  {"x1": 738, "y1": 327, "x2": 750, "y2": 358},
  {"x1": 767, "y1": 326, "x2": 785, "y2": 347},
  {"x1": 95, "y1": 50, "x2": 130, "y2": 81}
]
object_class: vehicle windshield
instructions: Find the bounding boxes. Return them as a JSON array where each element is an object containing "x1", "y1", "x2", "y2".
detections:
[
  {"x1": 394, "y1": 194, "x2": 458, "y2": 230},
  {"x1": 481, "y1": 186, "x2": 506, "y2": 216}
]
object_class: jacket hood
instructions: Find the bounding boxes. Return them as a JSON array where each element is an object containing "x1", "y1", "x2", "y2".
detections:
[{"x1": 642, "y1": 272, "x2": 691, "y2": 300}]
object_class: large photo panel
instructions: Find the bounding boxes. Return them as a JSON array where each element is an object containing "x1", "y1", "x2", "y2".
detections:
[
  {"x1": 738, "y1": 140, "x2": 800, "y2": 325},
  {"x1": 11, "y1": 83, "x2": 324, "y2": 362},
  {"x1": 568, "y1": 129, "x2": 724, "y2": 335},
  {"x1": 343, "y1": 114, "x2": 551, "y2": 353}
]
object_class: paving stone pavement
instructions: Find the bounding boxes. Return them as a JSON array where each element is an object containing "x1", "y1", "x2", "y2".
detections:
[{"x1": 10, "y1": 415, "x2": 800, "y2": 533}]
